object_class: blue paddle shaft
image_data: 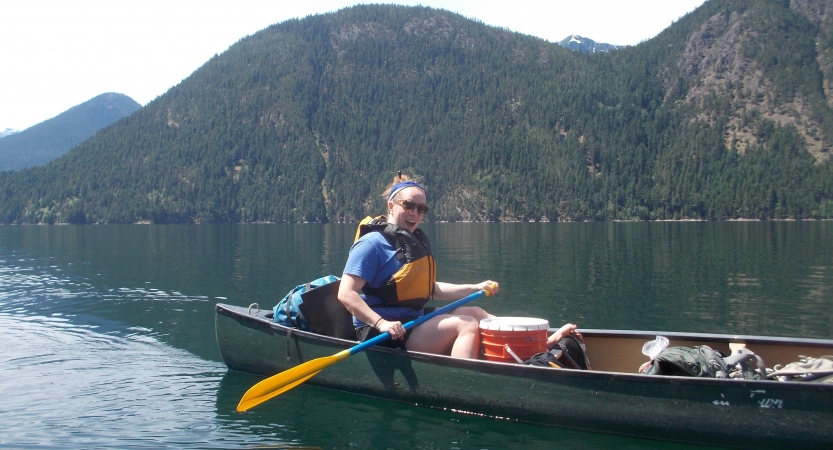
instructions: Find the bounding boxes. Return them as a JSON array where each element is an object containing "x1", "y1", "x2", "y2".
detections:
[{"x1": 348, "y1": 289, "x2": 488, "y2": 355}]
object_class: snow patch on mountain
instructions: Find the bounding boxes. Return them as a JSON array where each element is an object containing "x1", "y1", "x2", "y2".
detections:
[
  {"x1": 0, "y1": 128, "x2": 20, "y2": 138},
  {"x1": 557, "y1": 34, "x2": 623, "y2": 53}
]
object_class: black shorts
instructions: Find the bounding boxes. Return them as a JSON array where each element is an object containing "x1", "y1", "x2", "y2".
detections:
[
  {"x1": 354, "y1": 307, "x2": 436, "y2": 349},
  {"x1": 355, "y1": 326, "x2": 414, "y2": 349}
]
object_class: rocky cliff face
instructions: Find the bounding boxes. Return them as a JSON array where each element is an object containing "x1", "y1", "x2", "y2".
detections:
[
  {"x1": 667, "y1": 0, "x2": 831, "y2": 163},
  {"x1": 791, "y1": 0, "x2": 833, "y2": 107}
]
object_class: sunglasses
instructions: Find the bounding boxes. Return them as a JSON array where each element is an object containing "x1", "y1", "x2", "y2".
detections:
[{"x1": 395, "y1": 199, "x2": 429, "y2": 215}]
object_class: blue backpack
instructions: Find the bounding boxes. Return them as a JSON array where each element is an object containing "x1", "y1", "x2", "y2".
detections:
[{"x1": 273, "y1": 275, "x2": 340, "y2": 330}]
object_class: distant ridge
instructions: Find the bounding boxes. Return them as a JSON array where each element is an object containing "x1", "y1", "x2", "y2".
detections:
[
  {"x1": 0, "y1": 93, "x2": 141, "y2": 171},
  {"x1": 557, "y1": 34, "x2": 622, "y2": 53},
  {"x1": 0, "y1": 128, "x2": 19, "y2": 138}
]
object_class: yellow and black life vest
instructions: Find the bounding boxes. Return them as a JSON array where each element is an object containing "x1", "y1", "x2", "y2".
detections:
[{"x1": 354, "y1": 216, "x2": 436, "y2": 310}]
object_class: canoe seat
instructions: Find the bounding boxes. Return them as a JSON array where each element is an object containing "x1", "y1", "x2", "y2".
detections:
[{"x1": 298, "y1": 280, "x2": 356, "y2": 340}]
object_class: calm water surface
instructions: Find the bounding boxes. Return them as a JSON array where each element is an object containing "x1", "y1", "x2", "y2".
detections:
[{"x1": 1, "y1": 222, "x2": 831, "y2": 449}]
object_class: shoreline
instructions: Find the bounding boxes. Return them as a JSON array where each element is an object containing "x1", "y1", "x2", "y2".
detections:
[{"x1": 2, "y1": 218, "x2": 833, "y2": 225}]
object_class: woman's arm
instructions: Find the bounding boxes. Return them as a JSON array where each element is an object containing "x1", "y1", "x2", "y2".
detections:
[
  {"x1": 546, "y1": 323, "x2": 582, "y2": 349},
  {"x1": 337, "y1": 273, "x2": 405, "y2": 339},
  {"x1": 432, "y1": 280, "x2": 499, "y2": 301}
]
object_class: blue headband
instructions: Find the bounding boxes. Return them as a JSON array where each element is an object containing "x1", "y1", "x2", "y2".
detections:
[{"x1": 387, "y1": 181, "x2": 426, "y2": 201}]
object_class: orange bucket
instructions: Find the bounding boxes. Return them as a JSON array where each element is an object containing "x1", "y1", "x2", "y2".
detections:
[{"x1": 480, "y1": 317, "x2": 549, "y2": 363}]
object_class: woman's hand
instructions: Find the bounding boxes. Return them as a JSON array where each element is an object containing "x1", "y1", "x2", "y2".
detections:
[
  {"x1": 476, "y1": 280, "x2": 499, "y2": 295},
  {"x1": 378, "y1": 319, "x2": 406, "y2": 340},
  {"x1": 547, "y1": 323, "x2": 583, "y2": 349}
]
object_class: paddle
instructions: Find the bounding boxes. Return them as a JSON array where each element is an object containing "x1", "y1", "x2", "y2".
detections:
[{"x1": 237, "y1": 286, "x2": 494, "y2": 412}]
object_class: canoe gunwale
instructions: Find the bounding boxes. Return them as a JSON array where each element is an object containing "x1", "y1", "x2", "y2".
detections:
[{"x1": 580, "y1": 328, "x2": 833, "y2": 349}]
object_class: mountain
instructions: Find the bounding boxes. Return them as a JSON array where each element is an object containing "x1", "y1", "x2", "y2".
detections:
[
  {"x1": 0, "y1": 128, "x2": 19, "y2": 138},
  {"x1": 557, "y1": 35, "x2": 622, "y2": 53},
  {"x1": 0, "y1": 93, "x2": 141, "y2": 171},
  {"x1": 0, "y1": 0, "x2": 831, "y2": 224}
]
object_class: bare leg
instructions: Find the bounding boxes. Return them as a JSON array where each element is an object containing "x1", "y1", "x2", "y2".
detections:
[{"x1": 406, "y1": 313, "x2": 481, "y2": 358}]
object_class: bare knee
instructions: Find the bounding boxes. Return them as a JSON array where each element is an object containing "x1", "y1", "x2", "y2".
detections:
[
  {"x1": 450, "y1": 316, "x2": 481, "y2": 359},
  {"x1": 406, "y1": 314, "x2": 481, "y2": 358},
  {"x1": 441, "y1": 314, "x2": 480, "y2": 339},
  {"x1": 458, "y1": 315, "x2": 480, "y2": 332}
]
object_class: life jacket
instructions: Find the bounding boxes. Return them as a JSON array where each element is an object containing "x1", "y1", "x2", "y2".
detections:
[{"x1": 354, "y1": 216, "x2": 436, "y2": 310}]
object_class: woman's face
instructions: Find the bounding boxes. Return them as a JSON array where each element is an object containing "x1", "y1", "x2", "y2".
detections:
[{"x1": 387, "y1": 186, "x2": 427, "y2": 233}]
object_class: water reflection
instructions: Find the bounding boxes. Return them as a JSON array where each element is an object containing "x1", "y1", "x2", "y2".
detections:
[
  {"x1": 3, "y1": 222, "x2": 832, "y2": 337},
  {"x1": 428, "y1": 222, "x2": 832, "y2": 339},
  {"x1": 215, "y1": 371, "x2": 708, "y2": 450},
  {"x1": 0, "y1": 310, "x2": 227, "y2": 448},
  {"x1": 1, "y1": 222, "x2": 831, "y2": 341}
]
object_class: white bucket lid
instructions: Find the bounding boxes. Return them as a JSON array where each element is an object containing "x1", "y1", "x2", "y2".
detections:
[{"x1": 479, "y1": 317, "x2": 549, "y2": 331}]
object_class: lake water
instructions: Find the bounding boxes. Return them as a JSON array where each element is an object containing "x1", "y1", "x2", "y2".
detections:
[{"x1": 1, "y1": 222, "x2": 831, "y2": 449}]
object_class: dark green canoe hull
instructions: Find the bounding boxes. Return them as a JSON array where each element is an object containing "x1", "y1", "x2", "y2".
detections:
[{"x1": 216, "y1": 303, "x2": 833, "y2": 449}]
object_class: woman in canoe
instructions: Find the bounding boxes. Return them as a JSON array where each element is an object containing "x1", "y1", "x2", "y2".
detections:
[{"x1": 337, "y1": 173, "x2": 499, "y2": 359}]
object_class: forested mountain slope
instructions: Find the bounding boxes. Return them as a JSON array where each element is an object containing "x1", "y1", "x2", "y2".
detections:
[
  {"x1": 0, "y1": 93, "x2": 141, "y2": 172},
  {"x1": 1, "y1": 0, "x2": 831, "y2": 224}
]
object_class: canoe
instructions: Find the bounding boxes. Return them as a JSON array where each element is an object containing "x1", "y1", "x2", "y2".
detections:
[{"x1": 215, "y1": 303, "x2": 833, "y2": 449}]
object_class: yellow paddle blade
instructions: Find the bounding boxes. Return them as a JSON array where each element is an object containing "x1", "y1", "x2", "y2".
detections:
[
  {"x1": 237, "y1": 349, "x2": 351, "y2": 412},
  {"x1": 237, "y1": 371, "x2": 319, "y2": 412}
]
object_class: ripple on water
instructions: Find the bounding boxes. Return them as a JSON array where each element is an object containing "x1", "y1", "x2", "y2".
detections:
[
  {"x1": 0, "y1": 311, "x2": 234, "y2": 448},
  {"x1": 0, "y1": 256, "x2": 318, "y2": 449}
]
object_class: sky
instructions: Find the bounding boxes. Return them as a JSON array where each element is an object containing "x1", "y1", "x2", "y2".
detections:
[{"x1": 0, "y1": 0, "x2": 707, "y2": 132}]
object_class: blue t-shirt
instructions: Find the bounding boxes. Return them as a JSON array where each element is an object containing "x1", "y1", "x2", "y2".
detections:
[{"x1": 343, "y1": 231, "x2": 425, "y2": 326}]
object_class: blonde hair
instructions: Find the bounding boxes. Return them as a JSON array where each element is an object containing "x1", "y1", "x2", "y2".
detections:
[{"x1": 381, "y1": 172, "x2": 424, "y2": 201}]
